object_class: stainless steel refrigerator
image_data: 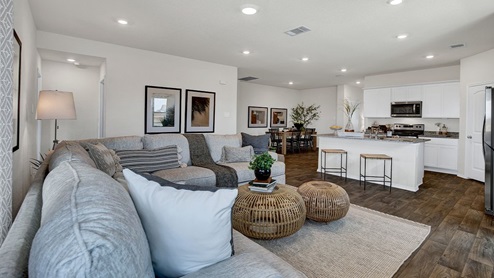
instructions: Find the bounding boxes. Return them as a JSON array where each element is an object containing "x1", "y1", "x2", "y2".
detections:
[{"x1": 485, "y1": 86, "x2": 494, "y2": 215}]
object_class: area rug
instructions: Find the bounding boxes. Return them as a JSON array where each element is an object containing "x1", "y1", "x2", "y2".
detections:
[{"x1": 254, "y1": 204, "x2": 430, "y2": 278}]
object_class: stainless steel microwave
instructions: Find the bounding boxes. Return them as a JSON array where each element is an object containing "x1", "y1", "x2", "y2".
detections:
[{"x1": 390, "y1": 101, "x2": 422, "y2": 117}]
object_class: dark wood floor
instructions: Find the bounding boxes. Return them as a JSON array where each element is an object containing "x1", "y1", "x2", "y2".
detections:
[{"x1": 284, "y1": 150, "x2": 493, "y2": 278}]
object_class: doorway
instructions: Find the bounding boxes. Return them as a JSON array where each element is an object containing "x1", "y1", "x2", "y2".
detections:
[{"x1": 466, "y1": 83, "x2": 494, "y2": 182}]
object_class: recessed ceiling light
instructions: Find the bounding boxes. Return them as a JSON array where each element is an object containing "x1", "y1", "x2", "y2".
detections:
[
  {"x1": 388, "y1": 0, "x2": 403, "y2": 5},
  {"x1": 356, "y1": 81, "x2": 361, "y2": 84},
  {"x1": 242, "y1": 7, "x2": 257, "y2": 15},
  {"x1": 74, "y1": 62, "x2": 80, "y2": 66},
  {"x1": 289, "y1": 81, "x2": 294, "y2": 85},
  {"x1": 67, "y1": 58, "x2": 75, "y2": 62},
  {"x1": 396, "y1": 34, "x2": 408, "y2": 39},
  {"x1": 340, "y1": 68, "x2": 347, "y2": 72},
  {"x1": 117, "y1": 19, "x2": 128, "y2": 25},
  {"x1": 426, "y1": 55, "x2": 434, "y2": 59},
  {"x1": 301, "y1": 57, "x2": 309, "y2": 61},
  {"x1": 242, "y1": 50, "x2": 250, "y2": 55}
]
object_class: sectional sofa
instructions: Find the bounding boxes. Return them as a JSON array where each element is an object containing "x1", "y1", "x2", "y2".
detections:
[{"x1": 0, "y1": 133, "x2": 305, "y2": 277}]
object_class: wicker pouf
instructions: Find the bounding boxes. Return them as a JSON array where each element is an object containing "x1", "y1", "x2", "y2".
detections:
[
  {"x1": 233, "y1": 184, "x2": 306, "y2": 239},
  {"x1": 298, "y1": 181, "x2": 350, "y2": 222}
]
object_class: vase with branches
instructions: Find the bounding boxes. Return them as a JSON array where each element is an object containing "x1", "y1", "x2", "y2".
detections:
[
  {"x1": 343, "y1": 99, "x2": 360, "y2": 132},
  {"x1": 290, "y1": 103, "x2": 321, "y2": 130}
]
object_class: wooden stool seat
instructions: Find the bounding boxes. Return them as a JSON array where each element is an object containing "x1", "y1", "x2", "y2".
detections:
[
  {"x1": 320, "y1": 149, "x2": 347, "y2": 181},
  {"x1": 298, "y1": 181, "x2": 350, "y2": 222},
  {"x1": 359, "y1": 153, "x2": 392, "y2": 192}
]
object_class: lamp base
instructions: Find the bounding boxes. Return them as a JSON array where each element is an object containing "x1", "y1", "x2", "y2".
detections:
[{"x1": 52, "y1": 139, "x2": 59, "y2": 150}]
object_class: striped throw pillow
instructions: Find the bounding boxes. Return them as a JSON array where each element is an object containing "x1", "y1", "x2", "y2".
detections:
[{"x1": 116, "y1": 145, "x2": 180, "y2": 173}]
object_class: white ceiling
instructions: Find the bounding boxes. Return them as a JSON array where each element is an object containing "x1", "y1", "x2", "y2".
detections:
[{"x1": 28, "y1": 0, "x2": 494, "y2": 90}]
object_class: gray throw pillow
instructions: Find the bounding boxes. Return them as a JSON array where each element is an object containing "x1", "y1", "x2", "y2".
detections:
[
  {"x1": 221, "y1": 145, "x2": 254, "y2": 163},
  {"x1": 85, "y1": 143, "x2": 117, "y2": 176},
  {"x1": 241, "y1": 133, "x2": 269, "y2": 154}
]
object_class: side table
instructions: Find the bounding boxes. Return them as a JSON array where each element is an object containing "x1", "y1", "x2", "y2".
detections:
[
  {"x1": 232, "y1": 184, "x2": 306, "y2": 239},
  {"x1": 298, "y1": 181, "x2": 350, "y2": 222}
]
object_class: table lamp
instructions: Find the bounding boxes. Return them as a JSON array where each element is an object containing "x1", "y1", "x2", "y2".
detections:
[{"x1": 36, "y1": 90, "x2": 77, "y2": 150}]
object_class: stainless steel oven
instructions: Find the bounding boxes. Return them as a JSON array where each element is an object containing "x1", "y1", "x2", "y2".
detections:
[{"x1": 390, "y1": 101, "x2": 422, "y2": 118}]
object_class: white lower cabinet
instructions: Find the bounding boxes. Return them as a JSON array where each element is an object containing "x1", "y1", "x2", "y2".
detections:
[{"x1": 423, "y1": 137, "x2": 458, "y2": 174}]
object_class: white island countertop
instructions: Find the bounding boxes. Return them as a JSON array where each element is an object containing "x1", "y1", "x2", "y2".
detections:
[{"x1": 317, "y1": 134, "x2": 428, "y2": 192}]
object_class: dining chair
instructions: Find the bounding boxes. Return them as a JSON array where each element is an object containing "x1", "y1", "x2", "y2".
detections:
[{"x1": 287, "y1": 131, "x2": 301, "y2": 153}]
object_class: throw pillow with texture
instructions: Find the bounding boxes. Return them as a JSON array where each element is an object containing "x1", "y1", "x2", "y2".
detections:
[
  {"x1": 241, "y1": 133, "x2": 269, "y2": 154},
  {"x1": 85, "y1": 143, "x2": 117, "y2": 176},
  {"x1": 123, "y1": 169, "x2": 237, "y2": 278},
  {"x1": 116, "y1": 145, "x2": 180, "y2": 173},
  {"x1": 221, "y1": 145, "x2": 254, "y2": 163}
]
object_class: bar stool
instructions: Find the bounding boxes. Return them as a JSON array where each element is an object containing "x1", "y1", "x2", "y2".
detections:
[
  {"x1": 320, "y1": 149, "x2": 347, "y2": 181},
  {"x1": 359, "y1": 154, "x2": 392, "y2": 192}
]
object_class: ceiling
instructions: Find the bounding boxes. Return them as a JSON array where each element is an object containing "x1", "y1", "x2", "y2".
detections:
[{"x1": 28, "y1": 0, "x2": 494, "y2": 90}]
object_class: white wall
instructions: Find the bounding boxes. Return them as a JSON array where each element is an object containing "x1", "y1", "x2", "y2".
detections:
[
  {"x1": 36, "y1": 31, "x2": 238, "y2": 136},
  {"x1": 459, "y1": 48, "x2": 494, "y2": 177},
  {"x1": 40, "y1": 60, "x2": 100, "y2": 153},
  {"x1": 12, "y1": 0, "x2": 41, "y2": 217},
  {"x1": 300, "y1": 87, "x2": 338, "y2": 134},
  {"x1": 237, "y1": 82, "x2": 299, "y2": 134},
  {"x1": 364, "y1": 65, "x2": 460, "y2": 88}
]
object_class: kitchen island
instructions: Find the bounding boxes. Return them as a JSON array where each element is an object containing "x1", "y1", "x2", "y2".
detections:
[{"x1": 317, "y1": 134, "x2": 430, "y2": 192}]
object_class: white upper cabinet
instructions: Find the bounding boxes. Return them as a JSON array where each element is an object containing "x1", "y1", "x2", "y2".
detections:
[
  {"x1": 422, "y1": 82, "x2": 460, "y2": 118},
  {"x1": 363, "y1": 88, "x2": 391, "y2": 118},
  {"x1": 391, "y1": 85, "x2": 423, "y2": 102}
]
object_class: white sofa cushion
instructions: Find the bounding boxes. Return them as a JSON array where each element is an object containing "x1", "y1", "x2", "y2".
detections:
[
  {"x1": 204, "y1": 134, "x2": 242, "y2": 163},
  {"x1": 152, "y1": 166, "x2": 216, "y2": 186},
  {"x1": 142, "y1": 134, "x2": 191, "y2": 165}
]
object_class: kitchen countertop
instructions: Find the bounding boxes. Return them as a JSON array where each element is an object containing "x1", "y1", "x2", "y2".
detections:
[
  {"x1": 317, "y1": 134, "x2": 430, "y2": 143},
  {"x1": 420, "y1": 131, "x2": 459, "y2": 139}
]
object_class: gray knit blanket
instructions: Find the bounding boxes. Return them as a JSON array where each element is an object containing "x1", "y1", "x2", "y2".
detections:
[{"x1": 183, "y1": 134, "x2": 238, "y2": 188}]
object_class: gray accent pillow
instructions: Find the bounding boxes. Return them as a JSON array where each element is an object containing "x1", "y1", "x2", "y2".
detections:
[
  {"x1": 85, "y1": 143, "x2": 116, "y2": 176},
  {"x1": 29, "y1": 161, "x2": 154, "y2": 277},
  {"x1": 221, "y1": 145, "x2": 254, "y2": 163},
  {"x1": 116, "y1": 145, "x2": 180, "y2": 173},
  {"x1": 241, "y1": 133, "x2": 270, "y2": 154}
]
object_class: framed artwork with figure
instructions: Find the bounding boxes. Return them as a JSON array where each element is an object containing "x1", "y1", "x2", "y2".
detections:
[
  {"x1": 185, "y1": 89, "x2": 215, "y2": 133},
  {"x1": 12, "y1": 30, "x2": 21, "y2": 152},
  {"x1": 270, "y1": 108, "x2": 287, "y2": 128},
  {"x1": 248, "y1": 106, "x2": 268, "y2": 128},
  {"x1": 145, "y1": 86, "x2": 181, "y2": 134}
]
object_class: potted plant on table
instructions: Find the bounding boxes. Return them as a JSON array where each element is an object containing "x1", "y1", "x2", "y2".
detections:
[
  {"x1": 249, "y1": 152, "x2": 276, "y2": 181},
  {"x1": 290, "y1": 103, "x2": 321, "y2": 130}
]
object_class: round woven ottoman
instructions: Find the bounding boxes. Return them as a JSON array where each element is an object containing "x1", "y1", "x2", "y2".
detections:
[
  {"x1": 233, "y1": 184, "x2": 306, "y2": 239},
  {"x1": 298, "y1": 181, "x2": 350, "y2": 222}
]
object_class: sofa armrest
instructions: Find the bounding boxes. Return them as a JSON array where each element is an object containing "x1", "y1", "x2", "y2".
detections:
[{"x1": 269, "y1": 151, "x2": 284, "y2": 163}]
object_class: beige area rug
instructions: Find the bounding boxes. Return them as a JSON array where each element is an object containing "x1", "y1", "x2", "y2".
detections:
[{"x1": 254, "y1": 204, "x2": 430, "y2": 278}]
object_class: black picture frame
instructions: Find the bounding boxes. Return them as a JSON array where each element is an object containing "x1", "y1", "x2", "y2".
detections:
[
  {"x1": 185, "y1": 89, "x2": 216, "y2": 133},
  {"x1": 248, "y1": 106, "x2": 268, "y2": 128},
  {"x1": 270, "y1": 108, "x2": 288, "y2": 128},
  {"x1": 12, "y1": 30, "x2": 21, "y2": 152},
  {"x1": 144, "y1": 86, "x2": 182, "y2": 134}
]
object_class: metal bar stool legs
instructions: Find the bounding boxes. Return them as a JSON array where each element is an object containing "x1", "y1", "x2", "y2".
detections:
[
  {"x1": 320, "y1": 149, "x2": 347, "y2": 182},
  {"x1": 359, "y1": 154, "x2": 392, "y2": 192}
]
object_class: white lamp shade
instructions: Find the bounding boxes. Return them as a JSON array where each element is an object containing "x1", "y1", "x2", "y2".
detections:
[{"x1": 36, "y1": 90, "x2": 77, "y2": 120}]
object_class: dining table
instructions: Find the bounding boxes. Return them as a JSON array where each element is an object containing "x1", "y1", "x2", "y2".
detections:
[{"x1": 269, "y1": 131, "x2": 318, "y2": 155}]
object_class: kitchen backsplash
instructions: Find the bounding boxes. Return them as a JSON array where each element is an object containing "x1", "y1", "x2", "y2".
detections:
[{"x1": 364, "y1": 118, "x2": 459, "y2": 133}]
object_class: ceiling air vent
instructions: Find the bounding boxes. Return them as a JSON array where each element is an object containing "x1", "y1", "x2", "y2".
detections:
[
  {"x1": 450, "y1": 43, "x2": 465, "y2": 49},
  {"x1": 238, "y1": 76, "x2": 259, "y2": 82},
  {"x1": 284, "y1": 26, "x2": 311, "y2": 36}
]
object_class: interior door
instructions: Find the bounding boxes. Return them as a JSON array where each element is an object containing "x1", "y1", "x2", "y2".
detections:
[{"x1": 467, "y1": 84, "x2": 493, "y2": 182}]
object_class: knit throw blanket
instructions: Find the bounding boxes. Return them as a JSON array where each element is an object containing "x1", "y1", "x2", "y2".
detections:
[{"x1": 183, "y1": 134, "x2": 238, "y2": 188}]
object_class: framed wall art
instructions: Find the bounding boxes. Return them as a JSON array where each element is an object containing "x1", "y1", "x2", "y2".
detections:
[
  {"x1": 248, "y1": 106, "x2": 268, "y2": 128},
  {"x1": 145, "y1": 86, "x2": 181, "y2": 133},
  {"x1": 12, "y1": 30, "x2": 21, "y2": 152},
  {"x1": 185, "y1": 89, "x2": 215, "y2": 133},
  {"x1": 270, "y1": 108, "x2": 287, "y2": 128}
]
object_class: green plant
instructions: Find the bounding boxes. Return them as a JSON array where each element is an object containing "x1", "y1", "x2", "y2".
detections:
[
  {"x1": 248, "y1": 152, "x2": 275, "y2": 171},
  {"x1": 290, "y1": 103, "x2": 321, "y2": 127},
  {"x1": 343, "y1": 98, "x2": 360, "y2": 119},
  {"x1": 30, "y1": 153, "x2": 46, "y2": 171}
]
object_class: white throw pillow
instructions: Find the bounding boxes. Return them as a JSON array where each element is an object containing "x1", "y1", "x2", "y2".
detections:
[{"x1": 123, "y1": 169, "x2": 238, "y2": 278}]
